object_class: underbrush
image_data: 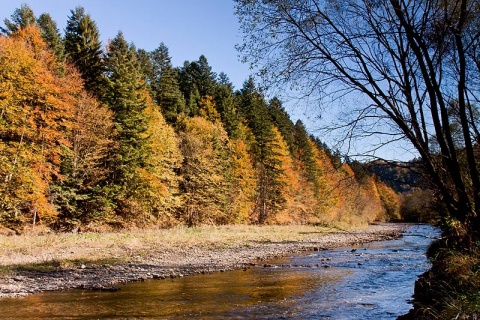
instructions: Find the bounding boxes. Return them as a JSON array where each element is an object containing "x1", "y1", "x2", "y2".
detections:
[{"x1": 404, "y1": 237, "x2": 480, "y2": 319}]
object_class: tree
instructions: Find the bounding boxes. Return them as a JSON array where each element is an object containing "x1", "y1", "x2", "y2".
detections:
[
  {"x1": 235, "y1": 0, "x2": 480, "y2": 243},
  {"x1": 102, "y1": 31, "x2": 149, "y2": 217},
  {"x1": 64, "y1": 6, "x2": 104, "y2": 95},
  {"x1": 0, "y1": 26, "x2": 76, "y2": 227},
  {"x1": 238, "y1": 78, "x2": 286, "y2": 223},
  {"x1": 1, "y1": 4, "x2": 36, "y2": 35},
  {"x1": 37, "y1": 13, "x2": 65, "y2": 62},
  {"x1": 214, "y1": 73, "x2": 240, "y2": 137},
  {"x1": 149, "y1": 43, "x2": 185, "y2": 123},
  {"x1": 178, "y1": 116, "x2": 232, "y2": 226}
]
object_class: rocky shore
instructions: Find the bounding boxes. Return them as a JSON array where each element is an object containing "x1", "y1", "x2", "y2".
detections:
[{"x1": 0, "y1": 223, "x2": 406, "y2": 299}]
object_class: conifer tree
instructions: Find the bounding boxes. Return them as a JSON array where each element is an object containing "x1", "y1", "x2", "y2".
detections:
[
  {"x1": 195, "y1": 55, "x2": 217, "y2": 97},
  {"x1": 64, "y1": 7, "x2": 103, "y2": 95},
  {"x1": 37, "y1": 13, "x2": 64, "y2": 62},
  {"x1": 150, "y1": 43, "x2": 185, "y2": 123},
  {"x1": 268, "y1": 98, "x2": 296, "y2": 155},
  {"x1": 294, "y1": 120, "x2": 321, "y2": 194},
  {"x1": 214, "y1": 73, "x2": 240, "y2": 137},
  {"x1": 238, "y1": 78, "x2": 286, "y2": 223},
  {"x1": 177, "y1": 61, "x2": 199, "y2": 116},
  {"x1": 102, "y1": 32, "x2": 149, "y2": 213},
  {"x1": 1, "y1": 4, "x2": 36, "y2": 35}
]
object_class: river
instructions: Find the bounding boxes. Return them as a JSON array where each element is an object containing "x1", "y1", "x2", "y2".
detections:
[{"x1": 0, "y1": 224, "x2": 439, "y2": 319}]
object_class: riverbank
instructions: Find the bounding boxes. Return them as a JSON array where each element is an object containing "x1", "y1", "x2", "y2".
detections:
[{"x1": 0, "y1": 223, "x2": 406, "y2": 299}]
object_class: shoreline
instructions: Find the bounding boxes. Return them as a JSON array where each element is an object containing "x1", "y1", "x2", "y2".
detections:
[{"x1": 0, "y1": 223, "x2": 407, "y2": 299}]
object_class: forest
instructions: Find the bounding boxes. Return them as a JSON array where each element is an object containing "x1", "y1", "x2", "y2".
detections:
[{"x1": 0, "y1": 5, "x2": 401, "y2": 233}]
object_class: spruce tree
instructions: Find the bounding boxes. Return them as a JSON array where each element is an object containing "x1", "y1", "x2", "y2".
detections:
[
  {"x1": 294, "y1": 120, "x2": 321, "y2": 194},
  {"x1": 64, "y1": 7, "x2": 103, "y2": 95},
  {"x1": 37, "y1": 13, "x2": 64, "y2": 62},
  {"x1": 214, "y1": 73, "x2": 240, "y2": 137},
  {"x1": 1, "y1": 4, "x2": 36, "y2": 35},
  {"x1": 238, "y1": 78, "x2": 286, "y2": 223},
  {"x1": 150, "y1": 43, "x2": 185, "y2": 123},
  {"x1": 267, "y1": 97, "x2": 296, "y2": 155},
  {"x1": 102, "y1": 32, "x2": 149, "y2": 202}
]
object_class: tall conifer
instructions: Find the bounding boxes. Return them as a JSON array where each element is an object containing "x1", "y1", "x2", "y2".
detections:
[
  {"x1": 150, "y1": 43, "x2": 185, "y2": 123},
  {"x1": 238, "y1": 78, "x2": 286, "y2": 223},
  {"x1": 37, "y1": 13, "x2": 64, "y2": 62},
  {"x1": 1, "y1": 4, "x2": 36, "y2": 35},
  {"x1": 102, "y1": 32, "x2": 149, "y2": 204},
  {"x1": 64, "y1": 7, "x2": 103, "y2": 95}
]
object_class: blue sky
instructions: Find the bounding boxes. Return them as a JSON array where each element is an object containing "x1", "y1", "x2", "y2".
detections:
[
  {"x1": 0, "y1": 0, "x2": 251, "y2": 90},
  {"x1": 0, "y1": 1, "x2": 417, "y2": 161}
]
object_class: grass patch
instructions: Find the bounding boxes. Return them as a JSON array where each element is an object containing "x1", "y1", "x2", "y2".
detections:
[
  {"x1": 411, "y1": 239, "x2": 480, "y2": 319},
  {"x1": 0, "y1": 224, "x2": 338, "y2": 268}
]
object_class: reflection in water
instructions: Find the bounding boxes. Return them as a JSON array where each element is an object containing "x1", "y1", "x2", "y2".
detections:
[{"x1": 0, "y1": 224, "x2": 438, "y2": 320}]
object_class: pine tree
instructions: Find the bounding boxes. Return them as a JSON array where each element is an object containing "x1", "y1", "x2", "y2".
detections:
[
  {"x1": 102, "y1": 31, "x2": 149, "y2": 214},
  {"x1": 214, "y1": 73, "x2": 240, "y2": 137},
  {"x1": 1, "y1": 4, "x2": 36, "y2": 35},
  {"x1": 150, "y1": 43, "x2": 185, "y2": 123},
  {"x1": 64, "y1": 7, "x2": 103, "y2": 95},
  {"x1": 237, "y1": 78, "x2": 286, "y2": 223},
  {"x1": 37, "y1": 13, "x2": 64, "y2": 62},
  {"x1": 268, "y1": 97, "x2": 296, "y2": 155}
]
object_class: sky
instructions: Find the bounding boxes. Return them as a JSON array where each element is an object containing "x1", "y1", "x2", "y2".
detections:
[
  {"x1": 0, "y1": 1, "x2": 417, "y2": 161},
  {"x1": 0, "y1": 0, "x2": 251, "y2": 90}
]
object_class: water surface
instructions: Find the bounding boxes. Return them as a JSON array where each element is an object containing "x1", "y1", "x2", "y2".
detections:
[{"x1": 0, "y1": 224, "x2": 439, "y2": 319}]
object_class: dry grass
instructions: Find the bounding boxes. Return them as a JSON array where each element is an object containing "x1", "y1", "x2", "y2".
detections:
[{"x1": 0, "y1": 224, "x2": 338, "y2": 267}]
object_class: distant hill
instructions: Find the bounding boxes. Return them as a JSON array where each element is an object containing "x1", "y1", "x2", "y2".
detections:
[{"x1": 368, "y1": 160, "x2": 425, "y2": 193}]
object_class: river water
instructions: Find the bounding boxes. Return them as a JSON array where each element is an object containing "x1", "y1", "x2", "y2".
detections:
[{"x1": 0, "y1": 224, "x2": 439, "y2": 319}]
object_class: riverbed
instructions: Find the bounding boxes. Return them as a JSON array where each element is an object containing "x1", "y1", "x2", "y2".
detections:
[{"x1": 0, "y1": 224, "x2": 438, "y2": 319}]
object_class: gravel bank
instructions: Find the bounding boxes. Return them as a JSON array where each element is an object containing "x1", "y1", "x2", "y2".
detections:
[{"x1": 0, "y1": 223, "x2": 406, "y2": 298}]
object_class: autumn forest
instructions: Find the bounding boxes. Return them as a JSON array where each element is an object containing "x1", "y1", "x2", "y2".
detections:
[{"x1": 0, "y1": 5, "x2": 400, "y2": 232}]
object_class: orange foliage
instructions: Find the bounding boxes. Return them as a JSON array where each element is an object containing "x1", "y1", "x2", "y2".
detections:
[{"x1": 0, "y1": 26, "x2": 82, "y2": 226}]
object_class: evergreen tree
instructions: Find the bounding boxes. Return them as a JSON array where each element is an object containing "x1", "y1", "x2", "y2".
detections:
[
  {"x1": 177, "y1": 56, "x2": 217, "y2": 116},
  {"x1": 294, "y1": 120, "x2": 320, "y2": 193},
  {"x1": 150, "y1": 43, "x2": 185, "y2": 123},
  {"x1": 64, "y1": 7, "x2": 103, "y2": 95},
  {"x1": 195, "y1": 55, "x2": 217, "y2": 97},
  {"x1": 214, "y1": 73, "x2": 240, "y2": 137},
  {"x1": 136, "y1": 49, "x2": 153, "y2": 88},
  {"x1": 102, "y1": 32, "x2": 149, "y2": 209},
  {"x1": 1, "y1": 4, "x2": 36, "y2": 35},
  {"x1": 267, "y1": 97, "x2": 296, "y2": 155},
  {"x1": 37, "y1": 13, "x2": 64, "y2": 62},
  {"x1": 238, "y1": 78, "x2": 286, "y2": 223}
]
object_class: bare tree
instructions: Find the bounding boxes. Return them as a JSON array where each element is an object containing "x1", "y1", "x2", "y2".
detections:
[{"x1": 235, "y1": 0, "x2": 480, "y2": 243}]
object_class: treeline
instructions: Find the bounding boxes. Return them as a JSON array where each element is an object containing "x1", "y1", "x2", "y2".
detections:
[{"x1": 0, "y1": 5, "x2": 400, "y2": 232}]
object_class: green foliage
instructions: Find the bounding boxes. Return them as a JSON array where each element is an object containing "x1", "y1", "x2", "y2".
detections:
[
  {"x1": 214, "y1": 73, "x2": 240, "y2": 137},
  {"x1": 102, "y1": 32, "x2": 150, "y2": 215},
  {"x1": 1, "y1": 4, "x2": 36, "y2": 35},
  {"x1": 64, "y1": 6, "x2": 104, "y2": 95},
  {"x1": 238, "y1": 78, "x2": 287, "y2": 223},
  {"x1": 149, "y1": 43, "x2": 186, "y2": 123},
  {"x1": 37, "y1": 13, "x2": 64, "y2": 62}
]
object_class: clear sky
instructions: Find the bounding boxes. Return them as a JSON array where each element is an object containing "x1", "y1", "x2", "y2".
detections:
[
  {"x1": 0, "y1": 1, "x2": 417, "y2": 161},
  {"x1": 0, "y1": 0, "x2": 251, "y2": 90}
]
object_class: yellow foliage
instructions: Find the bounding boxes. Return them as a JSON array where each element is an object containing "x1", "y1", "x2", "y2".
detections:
[{"x1": 0, "y1": 26, "x2": 78, "y2": 226}]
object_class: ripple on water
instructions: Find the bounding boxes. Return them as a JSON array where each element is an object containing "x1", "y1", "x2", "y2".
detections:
[{"x1": 0, "y1": 224, "x2": 439, "y2": 320}]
